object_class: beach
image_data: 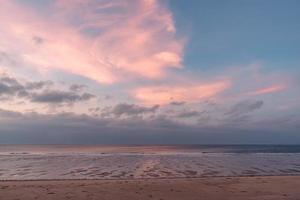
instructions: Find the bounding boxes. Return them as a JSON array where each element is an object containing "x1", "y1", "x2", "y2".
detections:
[
  {"x1": 1, "y1": 176, "x2": 300, "y2": 200},
  {"x1": 1, "y1": 145, "x2": 300, "y2": 199}
]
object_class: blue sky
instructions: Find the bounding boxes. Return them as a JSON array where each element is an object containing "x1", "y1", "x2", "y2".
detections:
[{"x1": 171, "y1": 0, "x2": 300, "y2": 70}]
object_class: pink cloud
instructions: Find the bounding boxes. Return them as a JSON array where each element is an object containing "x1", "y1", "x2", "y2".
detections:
[
  {"x1": 0, "y1": 0, "x2": 184, "y2": 84},
  {"x1": 133, "y1": 80, "x2": 231, "y2": 105},
  {"x1": 246, "y1": 84, "x2": 286, "y2": 96}
]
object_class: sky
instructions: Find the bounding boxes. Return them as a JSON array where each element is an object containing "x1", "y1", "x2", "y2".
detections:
[{"x1": 0, "y1": 0, "x2": 300, "y2": 144}]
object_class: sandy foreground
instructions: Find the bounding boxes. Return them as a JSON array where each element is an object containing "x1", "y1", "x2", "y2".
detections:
[{"x1": 0, "y1": 176, "x2": 300, "y2": 200}]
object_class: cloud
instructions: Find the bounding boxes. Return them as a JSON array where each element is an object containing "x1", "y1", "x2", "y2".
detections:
[
  {"x1": 110, "y1": 103, "x2": 159, "y2": 117},
  {"x1": 226, "y1": 100, "x2": 264, "y2": 118},
  {"x1": 0, "y1": 74, "x2": 53, "y2": 100},
  {"x1": 0, "y1": 108, "x2": 23, "y2": 119},
  {"x1": 25, "y1": 81, "x2": 53, "y2": 90},
  {"x1": 32, "y1": 36, "x2": 44, "y2": 45},
  {"x1": 89, "y1": 107, "x2": 101, "y2": 113},
  {"x1": 69, "y1": 84, "x2": 87, "y2": 92},
  {"x1": 0, "y1": 0, "x2": 183, "y2": 84},
  {"x1": 0, "y1": 75, "x2": 27, "y2": 98},
  {"x1": 0, "y1": 107, "x2": 298, "y2": 144},
  {"x1": 246, "y1": 85, "x2": 286, "y2": 96},
  {"x1": 0, "y1": 51, "x2": 15, "y2": 65},
  {"x1": 0, "y1": 3, "x2": 299, "y2": 145},
  {"x1": 31, "y1": 90, "x2": 95, "y2": 104},
  {"x1": 133, "y1": 80, "x2": 230, "y2": 105},
  {"x1": 169, "y1": 101, "x2": 185, "y2": 106},
  {"x1": 175, "y1": 110, "x2": 203, "y2": 118},
  {"x1": 0, "y1": 108, "x2": 188, "y2": 144},
  {"x1": 0, "y1": 73, "x2": 95, "y2": 105}
]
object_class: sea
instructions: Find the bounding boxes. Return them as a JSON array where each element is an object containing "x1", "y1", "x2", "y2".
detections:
[{"x1": 1, "y1": 145, "x2": 300, "y2": 180}]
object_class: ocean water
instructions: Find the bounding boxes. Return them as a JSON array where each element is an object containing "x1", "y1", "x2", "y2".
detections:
[{"x1": 0, "y1": 145, "x2": 300, "y2": 180}]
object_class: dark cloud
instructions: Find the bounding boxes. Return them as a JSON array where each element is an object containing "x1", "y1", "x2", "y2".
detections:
[
  {"x1": 226, "y1": 100, "x2": 264, "y2": 117},
  {"x1": 69, "y1": 84, "x2": 87, "y2": 92},
  {"x1": 0, "y1": 74, "x2": 52, "y2": 99},
  {"x1": 25, "y1": 81, "x2": 53, "y2": 90},
  {"x1": 32, "y1": 36, "x2": 44, "y2": 45},
  {"x1": 169, "y1": 101, "x2": 185, "y2": 106},
  {"x1": 0, "y1": 75, "x2": 27, "y2": 98},
  {"x1": 31, "y1": 90, "x2": 95, "y2": 104},
  {"x1": 0, "y1": 108, "x2": 298, "y2": 145},
  {"x1": 111, "y1": 103, "x2": 159, "y2": 116},
  {"x1": 0, "y1": 76, "x2": 19, "y2": 85},
  {"x1": 176, "y1": 110, "x2": 203, "y2": 118},
  {"x1": 0, "y1": 74, "x2": 95, "y2": 105},
  {"x1": 0, "y1": 108, "x2": 23, "y2": 118},
  {"x1": 224, "y1": 100, "x2": 264, "y2": 124},
  {"x1": 81, "y1": 93, "x2": 95, "y2": 100}
]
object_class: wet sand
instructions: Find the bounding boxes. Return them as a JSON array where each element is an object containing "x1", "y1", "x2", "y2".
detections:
[{"x1": 0, "y1": 176, "x2": 300, "y2": 200}]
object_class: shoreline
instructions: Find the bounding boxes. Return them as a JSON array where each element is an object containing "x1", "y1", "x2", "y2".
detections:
[
  {"x1": 1, "y1": 174, "x2": 300, "y2": 182},
  {"x1": 1, "y1": 176, "x2": 300, "y2": 200}
]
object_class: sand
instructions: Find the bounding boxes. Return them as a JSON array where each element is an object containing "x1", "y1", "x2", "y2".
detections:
[{"x1": 0, "y1": 176, "x2": 299, "y2": 200}]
